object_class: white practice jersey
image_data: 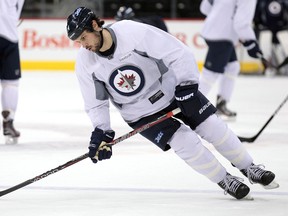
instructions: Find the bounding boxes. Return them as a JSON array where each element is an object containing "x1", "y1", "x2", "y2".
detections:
[
  {"x1": 75, "y1": 20, "x2": 199, "y2": 130},
  {"x1": 0, "y1": 0, "x2": 25, "y2": 42},
  {"x1": 200, "y1": 0, "x2": 257, "y2": 45}
]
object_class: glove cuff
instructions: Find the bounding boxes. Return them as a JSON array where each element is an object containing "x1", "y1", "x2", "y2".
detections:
[{"x1": 243, "y1": 40, "x2": 256, "y2": 50}]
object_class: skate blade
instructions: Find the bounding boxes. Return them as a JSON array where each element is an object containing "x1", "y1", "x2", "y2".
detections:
[
  {"x1": 243, "y1": 194, "x2": 254, "y2": 200},
  {"x1": 263, "y1": 181, "x2": 280, "y2": 189},
  {"x1": 4, "y1": 136, "x2": 18, "y2": 145},
  {"x1": 216, "y1": 114, "x2": 236, "y2": 122},
  {"x1": 222, "y1": 117, "x2": 236, "y2": 122}
]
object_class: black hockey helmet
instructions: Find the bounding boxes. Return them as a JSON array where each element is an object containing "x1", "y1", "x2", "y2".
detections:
[
  {"x1": 114, "y1": 6, "x2": 135, "y2": 21},
  {"x1": 67, "y1": 7, "x2": 95, "y2": 40}
]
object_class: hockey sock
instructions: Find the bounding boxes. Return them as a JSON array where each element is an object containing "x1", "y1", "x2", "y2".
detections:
[
  {"x1": 169, "y1": 124, "x2": 227, "y2": 183},
  {"x1": 195, "y1": 114, "x2": 253, "y2": 170},
  {"x1": 1, "y1": 80, "x2": 19, "y2": 114},
  {"x1": 218, "y1": 61, "x2": 240, "y2": 101},
  {"x1": 199, "y1": 68, "x2": 220, "y2": 96}
]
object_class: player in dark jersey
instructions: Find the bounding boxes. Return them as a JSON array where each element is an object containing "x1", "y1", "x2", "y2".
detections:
[
  {"x1": 254, "y1": 0, "x2": 288, "y2": 74},
  {"x1": 114, "y1": 6, "x2": 168, "y2": 32}
]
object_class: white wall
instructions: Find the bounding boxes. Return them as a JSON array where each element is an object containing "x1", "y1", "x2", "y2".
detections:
[{"x1": 18, "y1": 19, "x2": 288, "y2": 72}]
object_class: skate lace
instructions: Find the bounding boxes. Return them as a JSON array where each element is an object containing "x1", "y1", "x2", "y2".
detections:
[
  {"x1": 246, "y1": 164, "x2": 266, "y2": 184},
  {"x1": 222, "y1": 175, "x2": 244, "y2": 195}
]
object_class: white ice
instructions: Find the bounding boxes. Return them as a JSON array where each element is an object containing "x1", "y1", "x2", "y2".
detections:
[{"x1": 0, "y1": 71, "x2": 288, "y2": 216}]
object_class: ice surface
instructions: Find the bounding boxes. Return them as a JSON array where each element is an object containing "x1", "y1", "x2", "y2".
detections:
[{"x1": 0, "y1": 71, "x2": 287, "y2": 216}]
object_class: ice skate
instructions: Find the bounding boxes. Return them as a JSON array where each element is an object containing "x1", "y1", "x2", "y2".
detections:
[
  {"x1": 216, "y1": 95, "x2": 237, "y2": 121},
  {"x1": 241, "y1": 163, "x2": 279, "y2": 189},
  {"x1": 2, "y1": 111, "x2": 20, "y2": 145},
  {"x1": 218, "y1": 173, "x2": 253, "y2": 200}
]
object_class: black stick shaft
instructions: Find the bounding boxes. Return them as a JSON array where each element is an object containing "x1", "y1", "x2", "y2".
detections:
[
  {"x1": 277, "y1": 56, "x2": 288, "y2": 69},
  {"x1": 0, "y1": 108, "x2": 181, "y2": 197},
  {"x1": 0, "y1": 153, "x2": 89, "y2": 197},
  {"x1": 238, "y1": 95, "x2": 288, "y2": 143}
]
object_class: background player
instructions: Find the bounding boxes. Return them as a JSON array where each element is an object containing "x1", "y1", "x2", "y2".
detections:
[
  {"x1": 114, "y1": 6, "x2": 169, "y2": 32},
  {"x1": 199, "y1": 0, "x2": 264, "y2": 120},
  {"x1": 254, "y1": 0, "x2": 288, "y2": 75},
  {"x1": 0, "y1": 0, "x2": 24, "y2": 144}
]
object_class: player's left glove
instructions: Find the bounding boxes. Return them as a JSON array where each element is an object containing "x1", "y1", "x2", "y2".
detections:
[
  {"x1": 175, "y1": 84, "x2": 198, "y2": 117},
  {"x1": 88, "y1": 128, "x2": 115, "y2": 163},
  {"x1": 243, "y1": 40, "x2": 263, "y2": 59}
]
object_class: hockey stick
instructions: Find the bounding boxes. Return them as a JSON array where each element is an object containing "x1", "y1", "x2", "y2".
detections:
[
  {"x1": 261, "y1": 57, "x2": 277, "y2": 69},
  {"x1": 0, "y1": 108, "x2": 181, "y2": 197},
  {"x1": 238, "y1": 95, "x2": 288, "y2": 143},
  {"x1": 257, "y1": 54, "x2": 277, "y2": 70},
  {"x1": 17, "y1": 19, "x2": 24, "y2": 27},
  {"x1": 277, "y1": 56, "x2": 288, "y2": 70},
  {"x1": 258, "y1": 54, "x2": 288, "y2": 71}
]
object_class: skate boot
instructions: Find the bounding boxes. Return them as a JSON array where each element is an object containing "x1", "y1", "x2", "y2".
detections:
[
  {"x1": 218, "y1": 173, "x2": 252, "y2": 200},
  {"x1": 216, "y1": 95, "x2": 237, "y2": 120},
  {"x1": 240, "y1": 163, "x2": 279, "y2": 189},
  {"x1": 2, "y1": 110, "x2": 20, "y2": 144}
]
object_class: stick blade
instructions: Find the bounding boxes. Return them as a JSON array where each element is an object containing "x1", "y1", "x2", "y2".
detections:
[{"x1": 238, "y1": 136, "x2": 256, "y2": 143}]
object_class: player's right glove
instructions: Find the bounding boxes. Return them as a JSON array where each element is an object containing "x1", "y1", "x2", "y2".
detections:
[
  {"x1": 88, "y1": 128, "x2": 115, "y2": 163},
  {"x1": 243, "y1": 40, "x2": 263, "y2": 59},
  {"x1": 175, "y1": 84, "x2": 198, "y2": 117}
]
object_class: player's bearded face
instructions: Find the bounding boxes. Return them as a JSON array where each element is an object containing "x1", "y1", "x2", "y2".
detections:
[
  {"x1": 90, "y1": 31, "x2": 102, "y2": 53},
  {"x1": 77, "y1": 30, "x2": 102, "y2": 53}
]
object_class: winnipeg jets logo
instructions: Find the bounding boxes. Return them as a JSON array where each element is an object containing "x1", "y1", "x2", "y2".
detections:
[
  {"x1": 109, "y1": 65, "x2": 145, "y2": 96},
  {"x1": 117, "y1": 70, "x2": 136, "y2": 90}
]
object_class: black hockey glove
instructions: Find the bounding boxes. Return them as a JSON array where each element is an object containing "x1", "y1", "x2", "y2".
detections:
[
  {"x1": 88, "y1": 128, "x2": 115, "y2": 163},
  {"x1": 175, "y1": 84, "x2": 198, "y2": 117},
  {"x1": 243, "y1": 40, "x2": 263, "y2": 59}
]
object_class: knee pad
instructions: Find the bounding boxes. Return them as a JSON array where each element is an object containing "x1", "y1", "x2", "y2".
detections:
[
  {"x1": 195, "y1": 114, "x2": 253, "y2": 169},
  {"x1": 195, "y1": 114, "x2": 229, "y2": 145},
  {"x1": 199, "y1": 68, "x2": 220, "y2": 95},
  {"x1": 170, "y1": 124, "x2": 227, "y2": 183},
  {"x1": 223, "y1": 61, "x2": 240, "y2": 79},
  {"x1": 1, "y1": 79, "x2": 20, "y2": 88},
  {"x1": 169, "y1": 124, "x2": 204, "y2": 161},
  {"x1": 219, "y1": 61, "x2": 240, "y2": 101}
]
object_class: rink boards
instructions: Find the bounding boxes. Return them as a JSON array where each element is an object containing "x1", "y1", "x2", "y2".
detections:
[{"x1": 18, "y1": 19, "x2": 288, "y2": 73}]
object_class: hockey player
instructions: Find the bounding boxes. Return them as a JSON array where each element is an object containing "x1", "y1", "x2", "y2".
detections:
[
  {"x1": 254, "y1": 0, "x2": 288, "y2": 75},
  {"x1": 114, "y1": 6, "x2": 168, "y2": 32},
  {"x1": 254, "y1": 0, "x2": 288, "y2": 39},
  {"x1": 66, "y1": 7, "x2": 279, "y2": 200},
  {"x1": 199, "y1": 0, "x2": 264, "y2": 119},
  {"x1": 0, "y1": 0, "x2": 24, "y2": 144}
]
